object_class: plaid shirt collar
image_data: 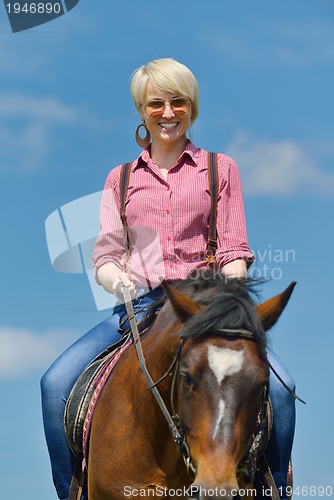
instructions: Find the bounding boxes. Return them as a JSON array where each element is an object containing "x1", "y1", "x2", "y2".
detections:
[{"x1": 133, "y1": 140, "x2": 200, "y2": 171}]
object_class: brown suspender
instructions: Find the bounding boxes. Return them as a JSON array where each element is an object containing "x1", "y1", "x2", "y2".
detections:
[
  {"x1": 119, "y1": 152, "x2": 219, "y2": 270},
  {"x1": 206, "y1": 152, "x2": 218, "y2": 267},
  {"x1": 119, "y1": 162, "x2": 133, "y2": 277}
]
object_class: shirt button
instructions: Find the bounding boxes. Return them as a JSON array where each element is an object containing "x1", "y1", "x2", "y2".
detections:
[
  {"x1": 166, "y1": 209, "x2": 170, "y2": 214},
  {"x1": 167, "y1": 236, "x2": 171, "y2": 241}
]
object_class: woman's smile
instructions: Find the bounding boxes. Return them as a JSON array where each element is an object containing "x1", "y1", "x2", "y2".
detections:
[{"x1": 158, "y1": 122, "x2": 179, "y2": 131}]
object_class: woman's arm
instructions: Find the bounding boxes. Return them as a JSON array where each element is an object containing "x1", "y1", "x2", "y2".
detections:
[
  {"x1": 215, "y1": 154, "x2": 254, "y2": 272},
  {"x1": 92, "y1": 169, "x2": 135, "y2": 298}
]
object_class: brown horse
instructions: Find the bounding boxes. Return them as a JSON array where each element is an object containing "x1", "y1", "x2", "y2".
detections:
[{"x1": 87, "y1": 273, "x2": 295, "y2": 499}]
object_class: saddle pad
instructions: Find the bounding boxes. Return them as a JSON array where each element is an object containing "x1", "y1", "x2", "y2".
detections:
[{"x1": 64, "y1": 335, "x2": 134, "y2": 460}]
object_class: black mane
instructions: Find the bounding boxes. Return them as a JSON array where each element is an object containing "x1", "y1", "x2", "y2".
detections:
[{"x1": 171, "y1": 270, "x2": 267, "y2": 357}]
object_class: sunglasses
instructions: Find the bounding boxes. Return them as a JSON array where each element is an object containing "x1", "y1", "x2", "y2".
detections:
[{"x1": 144, "y1": 97, "x2": 191, "y2": 118}]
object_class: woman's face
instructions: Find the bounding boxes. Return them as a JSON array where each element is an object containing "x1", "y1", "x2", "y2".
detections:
[{"x1": 140, "y1": 80, "x2": 192, "y2": 148}]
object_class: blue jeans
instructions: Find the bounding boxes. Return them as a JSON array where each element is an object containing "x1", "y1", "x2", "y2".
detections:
[
  {"x1": 266, "y1": 348, "x2": 296, "y2": 500},
  {"x1": 41, "y1": 289, "x2": 295, "y2": 500}
]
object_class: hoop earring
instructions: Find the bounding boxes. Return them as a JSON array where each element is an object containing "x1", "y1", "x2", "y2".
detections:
[{"x1": 135, "y1": 123, "x2": 151, "y2": 148}]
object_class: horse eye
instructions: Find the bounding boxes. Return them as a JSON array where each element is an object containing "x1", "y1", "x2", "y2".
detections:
[{"x1": 180, "y1": 372, "x2": 193, "y2": 388}]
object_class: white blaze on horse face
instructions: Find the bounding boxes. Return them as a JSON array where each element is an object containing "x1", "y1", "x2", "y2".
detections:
[
  {"x1": 207, "y1": 345, "x2": 245, "y2": 385},
  {"x1": 213, "y1": 398, "x2": 226, "y2": 440},
  {"x1": 208, "y1": 346, "x2": 245, "y2": 440}
]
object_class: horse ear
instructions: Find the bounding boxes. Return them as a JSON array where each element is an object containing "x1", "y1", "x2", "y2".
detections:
[
  {"x1": 255, "y1": 281, "x2": 296, "y2": 331},
  {"x1": 161, "y1": 281, "x2": 204, "y2": 322}
]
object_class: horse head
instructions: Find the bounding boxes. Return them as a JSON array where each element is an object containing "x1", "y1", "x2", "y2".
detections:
[{"x1": 162, "y1": 276, "x2": 296, "y2": 499}]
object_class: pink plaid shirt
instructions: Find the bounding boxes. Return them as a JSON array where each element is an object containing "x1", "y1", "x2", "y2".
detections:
[{"x1": 92, "y1": 141, "x2": 254, "y2": 288}]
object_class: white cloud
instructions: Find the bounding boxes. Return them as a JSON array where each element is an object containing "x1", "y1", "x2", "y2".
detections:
[
  {"x1": 0, "y1": 122, "x2": 49, "y2": 172},
  {"x1": 0, "y1": 327, "x2": 80, "y2": 379},
  {"x1": 0, "y1": 93, "x2": 77, "y2": 172},
  {"x1": 0, "y1": 37, "x2": 47, "y2": 75},
  {"x1": 273, "y1": 21, "x2": 334, "y2": 65},
  {"x1": 228, "y1": 131, "x2": 334, "y2": 197},
  {"x1": 0, "y1": 94, "x2": 78, "y2": 122},
  {"x1": 204, "y1": 20, "x2": 334, "y2": 66},
  {"x1": 0, "y1": 93, "x2": 113, "y2": 172}
]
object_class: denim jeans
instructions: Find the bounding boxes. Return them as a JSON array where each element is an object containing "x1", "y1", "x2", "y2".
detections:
[
  {"x1": 266, "y1": 348, "x2": 296, "y2": 500},
  {"x1": 41, "y1": 289, "x2": 295, "y2": 500}
]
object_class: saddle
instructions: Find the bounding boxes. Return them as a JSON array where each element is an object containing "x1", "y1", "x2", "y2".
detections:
[{"x1": 64, "y1": 306, "x2": 159, "y2": 462}]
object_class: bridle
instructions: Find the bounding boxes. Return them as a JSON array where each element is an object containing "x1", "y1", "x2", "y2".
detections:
[
  {"x1": 119, "y1": 284, "x2": 273, "y2": 480},
  {"x1": 166, "y1": 328, "x2": 271, "y2": 481}
]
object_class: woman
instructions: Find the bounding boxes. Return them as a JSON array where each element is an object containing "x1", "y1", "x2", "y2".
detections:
[{"x1": 41, "y1": 58, "x2": 295, "y2": 500}]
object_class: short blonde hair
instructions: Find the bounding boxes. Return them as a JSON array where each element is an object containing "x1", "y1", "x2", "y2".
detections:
[{"x1": 130, "y1": 58, "x2": 199, "y2": 124}]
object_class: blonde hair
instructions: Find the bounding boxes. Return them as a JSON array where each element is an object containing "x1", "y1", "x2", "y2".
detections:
[{"x1": 130, "y1": 58, "x2": 199, "y2": 124}]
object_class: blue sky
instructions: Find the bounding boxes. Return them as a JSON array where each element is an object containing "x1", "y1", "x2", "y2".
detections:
[{"x1": 0, "y1": 1, "x2": 333, "y2": 498}]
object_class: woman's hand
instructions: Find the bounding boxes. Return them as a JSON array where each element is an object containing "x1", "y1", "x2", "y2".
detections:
[
  {"x1": 97, "y1": 262, "x2": 136, "y2": 301},
  {"x1": 221, "y1": 259, "x2": 247, "y2": 279}
]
